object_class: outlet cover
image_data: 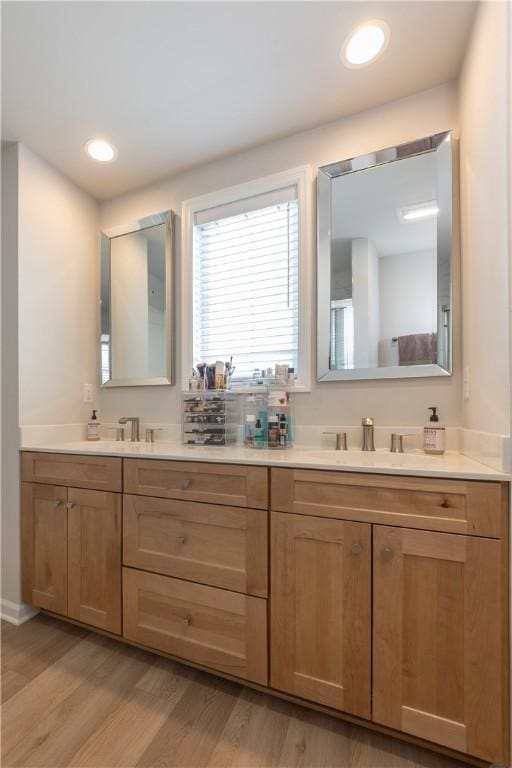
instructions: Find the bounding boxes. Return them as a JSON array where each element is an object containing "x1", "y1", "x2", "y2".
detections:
[{"x1": 463, "y1": 367, "x2": 470, "y2": 400}]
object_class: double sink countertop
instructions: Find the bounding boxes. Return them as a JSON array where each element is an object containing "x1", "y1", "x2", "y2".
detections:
[{"x1": 19, "y1": 440, "x2": 511, "y2": 482}]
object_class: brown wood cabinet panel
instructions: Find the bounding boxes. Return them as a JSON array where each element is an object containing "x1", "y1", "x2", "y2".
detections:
[
  {"x1": 124, "y1": 459, "x2": 268, "y2": 509},
  {"x1": 123, "y1": 494, "x2": 267, "y2": 597},
  {"x1": 271, "y1": 468, "x2": 505, "y2": 538},
  {"x1": 21, "y1": 451, "x2": 122, "y2": 492},
  {"x1": 270, "y1": 511, "x2": 371, "y2": 718},
  {"x1": 123, "y1": 567, "x2": 267, "y2": 684},
  {"x1": 373, "y1": 525, "x2": 508, "y2": 764},
  {"x1": 21, "y1": 483, "x2": 68, "y2": 614},
  {"x1": 67, "y1": 488, "x2": 122, "y2": 634}
]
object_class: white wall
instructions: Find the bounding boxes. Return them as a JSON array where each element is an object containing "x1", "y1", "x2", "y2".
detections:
[
  {"x1": 1, "y1": 144, "x2": 22, "y2": 614},
  {"x1": 379, "y1": 250, "x2": 437, "y2": 340},
  {"x1": 352, "y1": 238, "x2": 380, "y2": 368},
  {"x1": 1, "y1": 144, "x2": 99, "y2": 618},
  {"x1": 18, "y1": 145, "x2": 99, "y2": 427},
  {"x1": 458, "y1": 1, "x2": 511, "y2": 436},
  {"x1": 99, "y1": 82, "x2": 461, "y2": 427}
]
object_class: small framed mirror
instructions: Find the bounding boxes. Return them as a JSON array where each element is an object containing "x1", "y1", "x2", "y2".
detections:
[
  {"x1": 317, "y1": 132, "x2": 454, "y2": 381},
  {"x1": 100, "y1": 210, "x2": 174, "y2": 387}
]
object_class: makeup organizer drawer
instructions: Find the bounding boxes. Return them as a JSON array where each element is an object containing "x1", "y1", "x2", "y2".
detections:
[
  {"x1": 123, "y1": 494, "x2": 268, "y2": 597},
  {"x1": 22, "y1": 451, "x2": 122, "y2": 493},
  {"x1": 122, "y1": 566, "x2": 268, "y2": 685},
  {"x1": 124, "y1": 459, "x2": 268, "y2": 509},
  {"x1": 271, "y1": 468, "x2": 506, "y2": 538}
]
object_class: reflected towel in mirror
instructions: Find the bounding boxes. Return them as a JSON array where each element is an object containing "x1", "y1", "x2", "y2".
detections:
[{"x1": 397, "y1": 333, "x2": 437, "y2": 366}]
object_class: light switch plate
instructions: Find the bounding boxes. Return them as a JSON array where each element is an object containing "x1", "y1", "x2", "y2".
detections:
[{"x1": 83, "y1": 383, "x2": 93, "y2": 403}]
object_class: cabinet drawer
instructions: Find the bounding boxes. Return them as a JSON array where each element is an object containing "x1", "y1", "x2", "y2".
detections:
[
  {"x1": 21, "y1": 451, "x2": 122, "y2": 493},
  {"x1": 124, "y1": 459, "x2": 268, "y2": 509},
  {"x1": 122, "y1": 567, "x2": 268, "y2": 684},
  {"x1": 123, "y1": 495, "x2": 267, "y2": 596},
  {"x1": 271, "y1": 468, "x2": 506, "y2": 538}
]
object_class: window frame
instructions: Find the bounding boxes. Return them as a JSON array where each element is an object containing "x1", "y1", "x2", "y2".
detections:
[{"x1": 181, "y1": 166, "x2": 312, "y2": 391}]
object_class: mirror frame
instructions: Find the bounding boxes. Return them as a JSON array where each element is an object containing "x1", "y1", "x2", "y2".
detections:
[
  {"x1": 100, "y1": 209, "x2": 175, "y2": 387},
  {"x1": 317, "y1": 131, "x2": 454, "y2": 381}
]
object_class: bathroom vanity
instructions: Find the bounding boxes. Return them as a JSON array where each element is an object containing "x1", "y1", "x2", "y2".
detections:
[{"x1": 19, "y1": 444, "x2": 509, "y2": 765}]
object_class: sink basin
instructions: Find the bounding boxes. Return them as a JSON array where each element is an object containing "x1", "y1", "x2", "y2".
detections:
[{"x1": 291, "y1": 449, "x2": 446, "y2": 468}]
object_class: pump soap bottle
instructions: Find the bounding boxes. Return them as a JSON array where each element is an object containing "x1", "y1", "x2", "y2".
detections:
[
  {"x1": 87, "y1": 409, "x2": 101, "y2": 441},
  {"x1": 423, "y1": 407, "x2": 445, "y2": 455}
]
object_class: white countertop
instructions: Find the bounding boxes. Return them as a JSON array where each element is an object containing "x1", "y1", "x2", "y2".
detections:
[{"x1": 19, "y1": 440, "x2": 511, "y2": 481}]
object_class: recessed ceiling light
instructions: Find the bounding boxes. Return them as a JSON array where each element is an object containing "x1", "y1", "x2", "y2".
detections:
[
  {"x1": 341, "y1": 20, "x2": 390, "y2": 68},
  {"x1": 398, "y1": 201, "x2": 439, "y2": 223},
  {"x1": 85, "y1": 139, "x2": 117, "y2": 162}
]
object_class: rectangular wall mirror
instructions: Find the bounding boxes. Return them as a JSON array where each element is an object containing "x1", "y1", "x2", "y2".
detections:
[
  {"x1": 100, "y1": 210, "x2": 174, "y2": 387},
  {"x1": 317, "y1": 132, "x2": 454, "y2": 381}
]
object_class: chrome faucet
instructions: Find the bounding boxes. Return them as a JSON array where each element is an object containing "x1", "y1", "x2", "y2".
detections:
[
  {"x1": 361, "y1": 417, "x2": 375, "y2": 452},
  {"x1": 323, "y1": 431, "x2": 348, "y2": 451},
  {"x1": 118, "y1": 416, "x2": 140, "y2": 442}
]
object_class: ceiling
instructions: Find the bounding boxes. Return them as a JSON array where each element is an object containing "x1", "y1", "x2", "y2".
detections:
[
  {"x1": 331, "y1": 150, "x2": 437, "y2": 265},
  {"x1": 1, "y1": 1, "x2": 476, "y2": 201}
]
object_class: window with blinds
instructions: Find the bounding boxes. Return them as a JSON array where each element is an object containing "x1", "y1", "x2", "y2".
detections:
[
  {"x1": 193, "y1": 190, "x2": 299, "y2": 379},
  {"x1": 330, "y1": 299, "x2": 354, "y2": 369}
]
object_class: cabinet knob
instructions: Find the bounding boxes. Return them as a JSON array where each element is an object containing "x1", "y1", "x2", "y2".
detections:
[
  {"x1": 66, "y1": 502, "x2": 75, "y2": 510},
  {"x1": 351, "y1": 542, "x2": 363, "y2": 555},
  {"x1": 182, "y1": 617, "x2": 190, "y2": 626},
  {"x1": 181, "y1": 479, "x2": 191, "y2": 490},
  {"x1": 176, "y1": 535, "x2": 186, "y2": 545},
  {"x1": 382, "y1": 546, "x2": 394, "y2": 561},
  {"x1": 53, "y1": 500, "x2": 63, "y2": 508}
]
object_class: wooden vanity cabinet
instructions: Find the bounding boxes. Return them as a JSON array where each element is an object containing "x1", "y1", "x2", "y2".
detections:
[
  {"x1": 270, "y1": 468, "x2": 509, "y2": 764},
  {"x1": 271, "y1": 511, "x2": 371, "y2": 718},
  {"x1": 22, "y1": 481, "x2": 122, "y2": 634},
  {"x1": 67, "y1": 488, "x2": 121, "y2": 633},
  {"x1": 373, "y1": 525, "x2": 507, "y2": 764},
  {"x1": 20, "y1": 451, "x2": 509, "y2": 765},
  {"x1": 21, "y1": 483, "x2": 68, "y2": 615}
]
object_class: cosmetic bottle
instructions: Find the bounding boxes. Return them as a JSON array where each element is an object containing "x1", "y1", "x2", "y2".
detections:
[
  {"x1": 254, "y1": 418, "x2": 264, "y2": 448},
  {"x1": 268, "y1": 416, "x2": 279, "y2": 448},
  {"x1": 244, "y1": 414, "x2": 256, "y2": 447},
  {"x1": 87, "y1": 409, "x2": 100, "y2": 441},
  {"x1": 279, "y1": 413, "x2": 288, "y2": 447},
  {"x1": 423, "y1": 407, "x2": 446, "y2": 455}
]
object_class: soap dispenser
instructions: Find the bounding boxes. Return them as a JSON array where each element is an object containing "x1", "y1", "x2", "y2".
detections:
[
  {"x1": 423, "y1": 407, "x2": 445, "y2": 455},
  {"x1": 87, "y1": 409, "x2": 101, "y2": 441}
]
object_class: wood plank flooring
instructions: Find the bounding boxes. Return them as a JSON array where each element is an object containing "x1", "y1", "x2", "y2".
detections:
[{"x1": 1, "y1": 615, "x2": 470, "y2": 768}]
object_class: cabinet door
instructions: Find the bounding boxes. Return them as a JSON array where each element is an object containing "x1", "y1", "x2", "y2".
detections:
[
  {"x1": 270, "y1": 512, "x2": 371, "y2": 717},
  {"x1": 21, "y1": 482, "x2": 68, "y2": 615},
  {"x1": 373, "y1": 526, "x2": 507, "y2": 764},
  {"x1": 68, "y1": 488, "x2": 122, "y2": 634}
]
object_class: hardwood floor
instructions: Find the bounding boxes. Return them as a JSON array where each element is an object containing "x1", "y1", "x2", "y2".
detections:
[{"x1": 1, "y1": 615, "x2": 470, "y2": 768}]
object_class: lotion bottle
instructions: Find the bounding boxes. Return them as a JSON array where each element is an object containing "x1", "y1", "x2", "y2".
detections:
[
  {"x1": 423, "y1": 407, "x2": 445, "y2": 454},
  {"x1": 87, "y1": 409, "x2": 101, "y2": 441}
]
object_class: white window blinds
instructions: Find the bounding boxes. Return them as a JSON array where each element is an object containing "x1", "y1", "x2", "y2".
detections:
[{"x1": 193, "y1": 192, "x2": 299, "y2": 379}]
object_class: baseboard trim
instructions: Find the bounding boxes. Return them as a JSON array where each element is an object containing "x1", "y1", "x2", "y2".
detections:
[{"x1": 0, "y1": 599, "x2": 39, "y2": 625}]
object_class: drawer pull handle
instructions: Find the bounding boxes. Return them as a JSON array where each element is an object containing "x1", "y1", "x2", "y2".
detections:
[
  {"x1": 382, "y1": 547, "x2": 394, "y2": 561},
  {"x1": 181, "y1": 479, "x2": 191, "y2": 490},
  {"x1": 53, "y1": 500, "x2": 63, "y2": 508},
  {"x1": 176, "y1": 535, "x2": 186, "y2": 545},
  {"x1": 66, "y1": 502, "x2": 75, "y2": 510},
  {"x1": 182, "y1": 617, "x2": 190, "y2": 626},
  {"x1": 351, "y1": 542, "x2": 363, "y2": 555},
  {"x1": 441, "y1": 499, "x2": 450, "y2": 508}
]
